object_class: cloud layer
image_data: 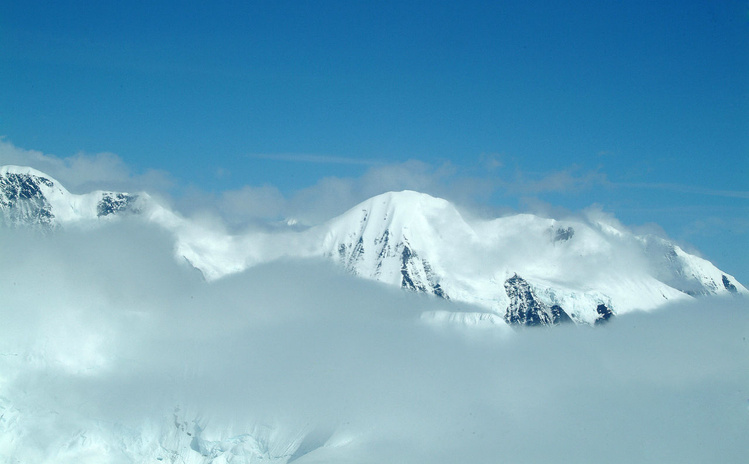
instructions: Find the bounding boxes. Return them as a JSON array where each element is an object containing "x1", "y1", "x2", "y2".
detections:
[{"x1": 1, "y1": 223, "x2": 747, "y2": 463}]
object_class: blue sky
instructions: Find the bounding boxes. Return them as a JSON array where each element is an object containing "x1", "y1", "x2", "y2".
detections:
[{"x1": 1, "y1": 1, "x2": 747, "y2": 280}]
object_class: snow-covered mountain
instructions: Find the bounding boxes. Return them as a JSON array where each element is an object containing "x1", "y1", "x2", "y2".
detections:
[
  {"x1": 0, "y1": 165, "x2": 142, "y2": 229},
  {"x1": 319, "y1": 190, "x2": 745, "y2": 325},
  {"x1": 2, "y1": 165, "x2": 746, "y2": 327}
]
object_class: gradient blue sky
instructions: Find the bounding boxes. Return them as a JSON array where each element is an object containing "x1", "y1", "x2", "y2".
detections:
[{"x1": 1, "y1": 1, "x2": 748, "y2": 280}]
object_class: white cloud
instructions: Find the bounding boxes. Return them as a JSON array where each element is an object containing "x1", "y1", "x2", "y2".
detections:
[
  {"x1": 167, "y1": 160, "x2": 472, "y2": 227},
  {"x1": 478, "y1": 152, "x2": 504, "y2": 171},
  {"x1": 616, "y1": 181, "x2": 749, "y2": 199},
  {"x1": 502, "y1": 166, "x2": 609, "y2": 195},
  {"x1": 218, "y1": 184, "x2": 288, "y2": 225},
  {"x1": 285, "y1": 160, "x2": 491, "y2": 225},
  {"x1": 1, "y1": 224, "x2": 747, "y2": 462},
  {"x1": 0, "y1": 138, "x2": 173, "y2": 193},
  {"x1": 683, "y1": 215, "x2": 749, "y2": 238},
  {"x1": 583, "y1": 203, "x2": 630, "y2": 233},
  {"x1": 2, "y1": 138, "x2": 744, "y2": 285},
  {"x1": 0, "y1": 138, "x2": 615, "y2": 227}
]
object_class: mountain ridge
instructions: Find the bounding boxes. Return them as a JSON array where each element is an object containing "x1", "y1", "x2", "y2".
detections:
[
  {"x1": 2, "y1": 165, "x2": 746, "y2": 327},
  {"x1": 0, "y1": 165, "x2": 143, "y2": 228}
]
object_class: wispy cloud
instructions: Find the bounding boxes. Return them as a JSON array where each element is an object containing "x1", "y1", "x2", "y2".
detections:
[
  {"x1": 285, "y1": 160, "x2": 478, "y2": 224},
  {"x1": 500, "y1": 168, "x2": 749, "y2": 200},
  {"x1": 247, "y1": 153, "x2": 383, "y2": 166},
  {"x1": 615, "y1": 182, "x2": 749, "y2": 199},
  {"x1": 499, "y1": 166, "x2": 609, "y2": 195}
]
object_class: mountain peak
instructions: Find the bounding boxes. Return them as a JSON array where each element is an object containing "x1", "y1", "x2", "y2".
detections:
[
  {"x1": 322, "y1": 190, "x2": 472, "y2": 297},
  {"x1": 336, "y1": 190, "x2": 457, "y2": 225},
  {"x1": 328, "y1": 190, "x2": 471, "y2": 244}
]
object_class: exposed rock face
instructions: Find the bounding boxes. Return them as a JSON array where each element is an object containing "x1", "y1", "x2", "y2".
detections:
[
  {"x1": 550, "y1": 304, "x2": 574, "y2": 324},
  {"x1": 503, "y1": 274, "x2": 572, "y2": 327},
  {"x1": 0, "y1": 171, "x2": 56, "y2": 230},
  {"x1": 97, "y1": 192, "x2": 139, "y2": 217},
  {"x1": 594, "y1": 304, "x2": 614, "y2": 325},
  {"x1": 334, "y1": 228, "x2": 447, "y2": 299},
  {"x1": 1, "y1": 166, "x2": 141, "y2": 230},
  {"x1": 552, "y1": 226, "x2": 575, "y2": 243},
  {"x1": 722, "y1": 275, "x2": 738, "y2": 294},
  {"x1": 399, "y1": 243, "x2": 447, "y2": 298}
]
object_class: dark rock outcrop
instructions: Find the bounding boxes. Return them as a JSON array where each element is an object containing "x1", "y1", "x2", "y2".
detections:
[
  {"x1": 594, "y1": 304, "x2": 614, "y2": 325},
  {"x1": 97, "y1": 192, "x2": 139, "y2": 217},
  {"x1": 503, "y1": 274, "x2": 571, "y2": 327},
  {"x1": 722, "y1": 275, "x2": 738, "y2": 294},
  {"x1": 0, "y1": 171, "x2": 56, "y2": 229}
]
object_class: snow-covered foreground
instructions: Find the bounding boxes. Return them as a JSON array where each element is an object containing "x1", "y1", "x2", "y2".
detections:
[{"x1": 1, "y1": 225, "x2": 748, "y2": 463}]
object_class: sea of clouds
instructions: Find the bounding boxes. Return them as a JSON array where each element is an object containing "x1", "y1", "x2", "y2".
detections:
[{"x1": 1, "y1": 221, "x2": 748, "y2": 463}]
